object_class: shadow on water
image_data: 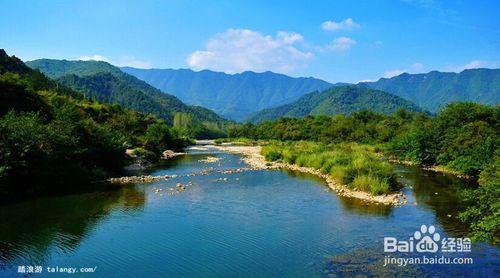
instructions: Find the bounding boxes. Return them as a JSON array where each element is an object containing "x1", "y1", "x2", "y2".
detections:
[
  {"x1": 0, "y1": 185, "x2": 145, "y2": 270},
  {"x1": 337, "y1": 197, "x2": 393, "y2": 217},
  {"x1": 283, "y1": 169, "x2": 394, "y2": 217},
  {"x1": 395, "y1": 164, "x2": 476, "y2": 237}
]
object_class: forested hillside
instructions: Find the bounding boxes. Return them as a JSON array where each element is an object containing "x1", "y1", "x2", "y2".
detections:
[
  {"x1": 360, "y1": 69, "x2": 500, "y2": 112},
  {"x1": 247, "y1": 86, "x2": 423, "y2": 123},
  {"x1": 0, "y1": 49, "x2": 189, "y2": 199},
  {"x1": 122, "y1": 67, "x2": 335, "y2": 121},
  {"x1": 27, "y1": 59, "x2": 231, "y2": 138}
]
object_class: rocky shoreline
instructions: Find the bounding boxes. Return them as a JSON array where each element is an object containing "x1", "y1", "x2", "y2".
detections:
[
  {"x1": 109, "y1": 142, "x2": 407, "y2": 206},
  {"x1": 213, "y1": 144, "x2": 407, "y2": 206}
]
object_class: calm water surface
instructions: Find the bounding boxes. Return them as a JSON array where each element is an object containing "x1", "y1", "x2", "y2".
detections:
[{"x1": 0, "y1": 147, "x2": 498, "y2": 277}]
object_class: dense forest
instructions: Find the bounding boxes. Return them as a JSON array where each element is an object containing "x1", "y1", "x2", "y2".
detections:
[
  {"x1": 0, "y1": 50, "x2": 190, "y2": 200},
  {"x1": 27, "y1": 59, "x2": 232, "y2": 138},
  {"x1": 228, "y1": 103, "x2": 499, "y2": 242},
  {"x1": 246, "y1": 86, "x2": 423, "y2": 123}
]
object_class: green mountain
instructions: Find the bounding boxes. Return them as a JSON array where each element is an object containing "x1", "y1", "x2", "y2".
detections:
[
  {"x1": 26, "y1": 59, "x2": 230, "y2": 137},
  {"x1": 121, "y1": 67, "x2": 335, "y2": 121},
  {"x1": 247, "y1": 86, "x2": 423, "y2": 123},
  {"x1": 360, "y1": 69, "x2": 500, "y2": 112},
  {"x1": 0, "y1": 49, "x2": 189, "y2": 198}
]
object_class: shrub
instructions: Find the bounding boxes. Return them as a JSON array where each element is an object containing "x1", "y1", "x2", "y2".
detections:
[
  {"x1": 131, "y1": 147, "x2": 157, "y2": 161},
  {"x1": 262, "y1": 147, "x2": 282, "y2": 161},
  {"x1": 282, "y1": 149, "x2": 297, "y2": 164},
  {"x1": 320, "y1": 159, "x2": 335, "y2": 174},
  {"x1": 458, "y1": 155, "x2": 500, "y2": 244}
]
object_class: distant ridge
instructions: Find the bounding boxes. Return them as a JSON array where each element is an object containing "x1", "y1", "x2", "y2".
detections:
[
  {"x1": 247, "y1": 85, "x2": 423, "y2": 123},
  {"x1": 360, "y1": 68, "x2": 500, "y2": 112},
  {"x1": 121, "y1": 67, "x2": 335, "y2": 121}
]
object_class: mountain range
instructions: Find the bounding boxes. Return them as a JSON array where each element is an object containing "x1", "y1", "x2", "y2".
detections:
[
  {"x1": 121, "y1": 67, "x2": 335, "y2": 121},
  {"x1": 123, "y1": 66, "x2": 499, "y2": 120},
  {"x1": 360, "y1": 69, "x2": 500, "y2": 112},
  {"x1": 27, "y1": 59, "x2": 499, "y2": 125},
  {"x1": 247, "y1": 86, "x2": 423, "y2": 123},
  {"x1": 26, "y1": 59, "x2": 229, "y2": 128}
]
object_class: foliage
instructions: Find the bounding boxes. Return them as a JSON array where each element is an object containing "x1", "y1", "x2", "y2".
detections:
[
  {"x1": 0, "y1": 50, "x2": 189, "y2": 199},
  {"x1": 232, "y1": 102, "x2": 499, "y2": 242},
  {"x1": 131, "y1": 147, "x2": 157, "y2": 162},
  {"x1": 262, "y1": 142, "x2": 397, "y2": 195},
  {"x1": 247, "y1": 86, "x2": 423, "y2": 123},
  {"x1": 121, "y1": 67, "x2": 334, "y2": 121},
  {"x1": 232, "y1": 104, "x2": 499, "y2": 178},
  {"x1": 26, "y1": 59, "x2": 232, "y2": 138},
  {"x1": 458, "y1": 154, "x2": 500, "y2": 244}
]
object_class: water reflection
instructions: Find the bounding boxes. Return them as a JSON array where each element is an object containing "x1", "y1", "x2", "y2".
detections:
[
  {"x1": 0, "y1": 185, "x2": 145, "y2": 270},
  {"x1": 284, "y1": 169, "x2": 396, "y2": 217},
  {"x1": 395, "y1": 165, "x2": 475, "y2": 237},
  {"x1": 0, "y1": 150, "x2": 496, "y2": 277},
  {"x1": 326, "y1": 248, "x2": 423, "y2": 277},
  {"x1": 338, "y1": 197, "x2": 393, "y2": 217}
]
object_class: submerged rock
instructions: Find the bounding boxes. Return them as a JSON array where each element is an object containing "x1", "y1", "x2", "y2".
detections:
[{"x1": 198, "y1": 156, "x2": 221, "y2": 163}]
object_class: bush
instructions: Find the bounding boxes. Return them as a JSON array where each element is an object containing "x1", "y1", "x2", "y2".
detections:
[
  {"x1": 131, "y1": 147, "x2": 157, "y2": 161},
  {"x1": 320, "y1": 159, "x2": 335, "y2": 174},
  {"x1": 352, "y1": 175, "x2": 390, "y2": 195},
  {"x1": 262, "y1": 147, "x2": 282, "y2": 161},
  {"x1": 458, "y1": 155, "x2": 500, "y2": 244},
  {"x1": 330, "y1": 165, "x2": 354, "y2": 185}
]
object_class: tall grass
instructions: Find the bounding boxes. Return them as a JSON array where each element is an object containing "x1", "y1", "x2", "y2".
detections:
[{"x1": 262, "y1": 141, "x2": 397, "y2": 195}]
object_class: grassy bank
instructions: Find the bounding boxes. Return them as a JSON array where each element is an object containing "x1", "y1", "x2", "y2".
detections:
[{"x1": 262, "y1": 141, "x2": 397, "y2": 195}]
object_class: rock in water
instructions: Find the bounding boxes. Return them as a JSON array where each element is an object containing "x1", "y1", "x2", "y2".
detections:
[{"x1": 162, "y1": 150, "x2": 185, "y2": 159}]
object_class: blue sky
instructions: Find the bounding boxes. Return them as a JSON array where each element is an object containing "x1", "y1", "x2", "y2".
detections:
[{"x1": 1, "y1": 0, "x2": 499, "y2": 83}]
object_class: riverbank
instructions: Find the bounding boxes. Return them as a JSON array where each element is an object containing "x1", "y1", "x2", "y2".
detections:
[
  {"x1": 389, "y1": 158, "x2": 472, "y2": 179},
  {"x1": 212, "y1": 144, "x2": 406, "y2": 206}
]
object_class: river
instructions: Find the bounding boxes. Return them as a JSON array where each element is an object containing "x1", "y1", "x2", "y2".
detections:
[{"x1": 0, "y1": 146, "x2": 498, "y2": 277}]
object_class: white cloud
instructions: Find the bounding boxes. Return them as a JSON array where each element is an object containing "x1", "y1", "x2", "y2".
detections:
[
  {"x1": 357, "y1": 79, "x2": 374, "y2": 83},
  {"x1": 321, "y1": 18, "x2": 360, "y2": 31},
  {"x1": 78, "y1": 55, "x2": 109, "y2": 62},
  {"x1": 115, "y1": 56, "x2": 153, "y2": 69},
  {"x1": 77, "y1": 54, "x2": 152, "y2": 69},
  {"x1": 324, "y1": 37, "x2": 357, "y2": 52},
  {"x1": 410, "y1": 62, "x2": 424, "y2": 71},
  {"x1": 443, "y1": 60, "x2": 498, "y2": 72},
  {"x1": 383, "y1": 62, "x2": 425, "y2": 78},
  {"x1": 383, "y1": 69, "x2": 405, "y2": 78},
  {"x1": 187, "y1": 28, "x2": 314, "y2": 73},
  {"x1": 462, "y1": 60, "x2": 487, "y2": 69}
]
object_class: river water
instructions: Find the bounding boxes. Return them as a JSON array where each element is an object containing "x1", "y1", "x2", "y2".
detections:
[{"x1": 0, "y1": 146, "x2": 498, "y2": 277}]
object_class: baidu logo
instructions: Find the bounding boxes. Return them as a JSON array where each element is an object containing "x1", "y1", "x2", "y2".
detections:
[
  {"x1": 414, "y1": 224, "x2": 440, "y2": 252},
  {"x1": 384, "y1": 224, "x2": 471, "y2": 253}
]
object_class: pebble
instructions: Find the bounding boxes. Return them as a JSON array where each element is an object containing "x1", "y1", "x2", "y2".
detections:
[{"x1": 109, "y1": 175, "x2": 171, "y2": 184}]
